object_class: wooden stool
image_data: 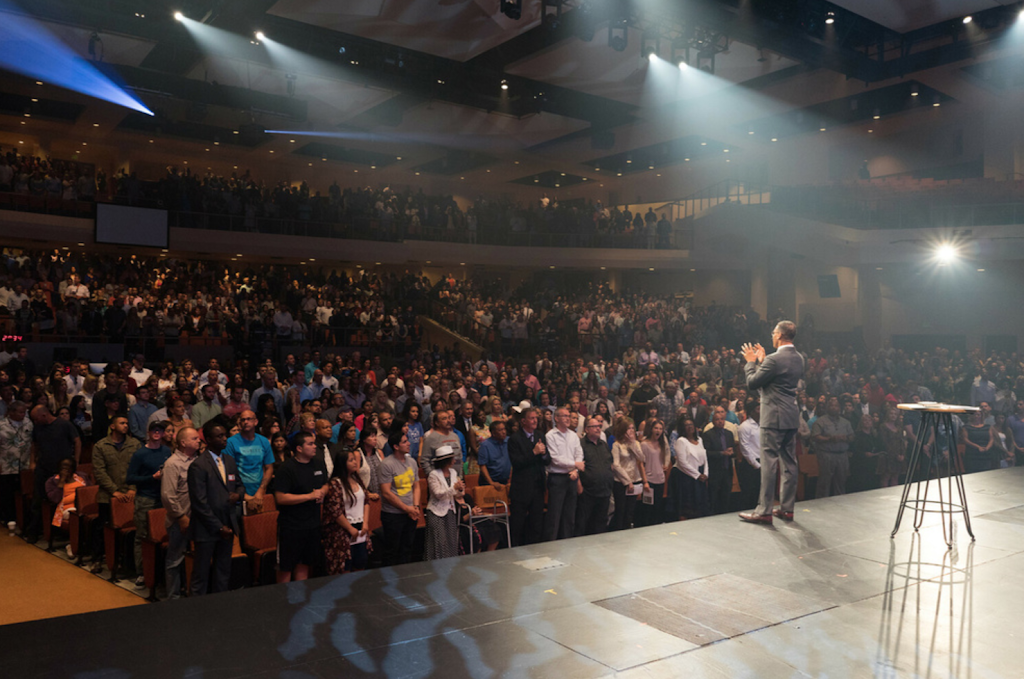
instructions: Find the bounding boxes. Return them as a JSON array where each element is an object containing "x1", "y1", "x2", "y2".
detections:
[{"x1": 892, "y1": 403, "x2": 977, "y2": 548}]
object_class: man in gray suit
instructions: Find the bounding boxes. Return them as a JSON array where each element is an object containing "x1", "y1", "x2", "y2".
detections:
[{"x1": 739, "y1": 320, "x2": 804, "y2": 524}]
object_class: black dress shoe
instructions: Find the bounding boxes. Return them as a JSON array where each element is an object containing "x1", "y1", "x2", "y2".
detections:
[
  {"x1": 772, "y1": 509, "x2": 794, "y2": 521},
  {"x1": 738, "y1": 512, "x2": 772, "y2": 525}
]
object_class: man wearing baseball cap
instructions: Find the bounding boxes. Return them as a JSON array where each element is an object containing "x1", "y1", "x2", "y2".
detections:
[{"x1": 125, "y1": 420, "x2": 173, "y2": 587}]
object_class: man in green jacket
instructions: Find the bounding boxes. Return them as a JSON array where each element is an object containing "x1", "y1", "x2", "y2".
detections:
[{"x1": 90, "y1": 414, "x2": 141, "y2": 573}]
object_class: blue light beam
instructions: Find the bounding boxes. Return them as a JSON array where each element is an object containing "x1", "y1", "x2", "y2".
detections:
[{"x1": 0, "y1": 3, "x2": 153, "y2": 115}]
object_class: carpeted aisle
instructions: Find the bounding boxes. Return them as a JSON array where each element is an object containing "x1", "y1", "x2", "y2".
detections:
[{"x1": 0, "y1": 532, "x2": 146, "y2": 625}]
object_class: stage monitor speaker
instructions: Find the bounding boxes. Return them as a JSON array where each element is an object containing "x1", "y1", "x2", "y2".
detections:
[{"x1": 817, "y1": 274, "x2": 841, "y2": 298}]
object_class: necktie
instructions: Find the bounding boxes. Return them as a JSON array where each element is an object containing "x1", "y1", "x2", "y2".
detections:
[{"x1": 215, "y1": 455, "x2": 226, "y2": 484}]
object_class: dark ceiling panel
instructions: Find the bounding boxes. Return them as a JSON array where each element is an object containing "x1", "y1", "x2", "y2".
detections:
[
  {"x1": 510, "y1": 170, "x2": 590, "y2": 189},
  {"x1": 413, "y1": 151, "x2": 497, "y2": 176},
  {"x1": 741, "y1": 80, "x2": 954, "y2": 140},
  {"x1": 293, "y1": 142, "x2": 400, "y2": 168},
  {"x1": 583, "y1": 135, "x2": 734, "y2": 175}
]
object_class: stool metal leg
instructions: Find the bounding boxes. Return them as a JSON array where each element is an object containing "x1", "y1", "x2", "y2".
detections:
[
  {"x1": 891, "y1": 412, "x2": 930, "y2": 538},
  {"x1": 947, "y1": 413, "x2": 976, "y2": 541}
]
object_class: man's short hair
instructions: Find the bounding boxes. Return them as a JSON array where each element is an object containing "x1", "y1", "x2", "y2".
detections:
[
  {"x1": 290, "y1": 431, "x2": 314, "y2": 452},
  {"x1": 488, "y1": 420, "x2": 506, "y2": 436},
  {"x1": 775, "y1": 320, "x2": 797, "y2": 341},
  {"x1": 743, "y1": 399, "x2": 758, "y2": 418}
]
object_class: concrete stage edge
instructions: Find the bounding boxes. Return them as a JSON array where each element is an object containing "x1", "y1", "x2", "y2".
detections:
[{"x1": 6, "y1": 468, "x2": 1024, "y2": 678}]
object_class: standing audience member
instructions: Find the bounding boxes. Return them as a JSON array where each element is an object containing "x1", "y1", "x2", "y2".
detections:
[
  {"x1": 274, "y1": 432, "x2": 328, "y2": 583},
  {"x1": 161, "y1": 427, "x2": 199, "y2": 599},
  {"x1": 637, "y1": 419, "x2": 670, "y2": 525},
  {"x1": 672, "y1": 418, "x2": 710, "y2": 518},
  {"x1": 125, "y1": 421, "x2": 172, "y2": 587},
  {"x1": 476, "y1": 421, "x2": 510, "y2": 491},
  {"x1": 609, "y1": 417, "x2": 647, "y2": 531},
  {"x1": 424, "y1": 446, "x2": 463, "y2": 560},
  {"x1": 508, "y1": 407, "x2": 547, "y2": 546},
  {"x1": 0, "y1": 401, "x2": 32, "y2": 532},
  {"x1": 188, "y1": 422, "x2": 243, "y2": 595},
  {"x1": 89, "y1": 414, "x2": 139, "y2": 571},
  {"x1": 543, "y1": 407, "x2": 585, "y2": 541},
  {"x1": 575, "y1": 418, "x2": 614, "y2": 536},
  {"x1": 223, "y1": 410, "x2": 275, "y2": 513},
  {"x1": 26, "y1": 404, "x2": 80, "y2": 543},
  {"x1": 735, "y1": 400, "x2": 761, "y2": 510},
  {"x1": 812, "y1": 396, "x2": 854, "y2": 498},
  {"x1": 128, "y1": 385, "x2": 158, "y2": 441},
  {"x1": 322, "y1": 450, "x2": 371, "y2": 575},
  {"x1": 960, "y1": 408, "x2": 995, "y2": 474},
  {"x1": 701, "y1": 411, "x2": 735, "y2": 515},
  {"x1": 378, "y1": 430, "x2": 421, "y2": 565},
  {"x1": 877, "y1": 407, "x2": 905, "y2": 487}
]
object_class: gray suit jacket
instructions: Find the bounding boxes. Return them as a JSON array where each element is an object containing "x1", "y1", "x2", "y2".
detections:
[{"x1": 745, "y1": 345, "x2": 804, "y2": 430}]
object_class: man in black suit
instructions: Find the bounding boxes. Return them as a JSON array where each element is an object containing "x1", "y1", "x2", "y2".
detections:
[
  {"x1": 188, "y1": 422, "x2": 243, "y2": 595},
  {"x1": 739, "y1": 320, "x2": 805, "y2": 524},
  {"x1": 508, "y1": 407, "x2": 548, "y2": 546},
  {"x1": 701, "y1": 409, "x2": 736, "y2": 515},
  {"x1": 683, "y1": 389, "x2": 711, "y2": 431},
  {"x1": 453, "y1": 400, "x2": 476, "y2": 453}
]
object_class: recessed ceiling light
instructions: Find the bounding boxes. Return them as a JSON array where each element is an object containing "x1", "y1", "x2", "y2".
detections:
[
  {"x1": 876, "y1": 267, "x2": 883, "y2": 270},
  {"x1": 31, "y1": 98, "x2": 38, "y2": 102},
  {"x1": 289, "y1": 139, "x2": 295, "y2": 143},
  {"x1": 396, "y1": 156, "x2": 402, "y2": 160},
  {"x1": 770, "y1": 138, "x2": 777, "y2": 142},
  {"x1": 723, "y1": 149, "x2": 729, "y2": 153},
  {"x1": 600, "y1": 266, "x2": 606, "y2": 270},
  {"x1": 649, "y1": 267, "x2": 655, "y2": 271},
  {"x1": 93, "y1": 123, "x2": 99, "y2": 127},
  {"x1": 684, "y1": 158, "x2": 690, "y2": 161},
  {"x1": 689, "y1": 268, "x2": 695, "y2": 272},
  {"x1": 35, "y1": 81, "x2": 43, "y2": 85},
  {"x1": 77, "y1": 242, "x2": 84, "y2": 246},
  {"x1": 977, "y1": 268, "x2": 985, "y2": 272},
  {"x1": 700, "y1": 141, "x2": 707, "y2": 146}
]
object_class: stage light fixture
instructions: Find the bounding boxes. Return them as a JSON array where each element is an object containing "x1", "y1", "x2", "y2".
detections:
[
  {"x1": 963, "y1": 15, "x2": 972, "y2": 24},
  {"x1": 255, "y1": 31, "x2": 265, "y2": 41},
  {"x1": 935, "y1": 243, "x2": 958, "y2": 264},
  {"x1": 910, "y1": 84, "x2": 919, "y2": 96},
  {"x1": 825, "y1": 11, "x2": 835, "y2": 24},
  {"x1": 500, "y1": 0, "x2": 522, "y2": 20},
  {"x1": 500, "y1": 79, "x2": 508, "y2": 91},
  {"x1": 872, "y1": 108, "x2": 881, "y2": 120},
  {"x1": 932, "y1": 96, "x2": 941, "y2": 107},
  {"x1": 173, "y1": 11, "x2": 184, "y2": 21}
]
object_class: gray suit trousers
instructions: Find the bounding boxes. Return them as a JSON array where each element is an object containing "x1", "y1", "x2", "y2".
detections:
[{"x1": 754, "y1": 427, "x2": 798, "y2": 515}]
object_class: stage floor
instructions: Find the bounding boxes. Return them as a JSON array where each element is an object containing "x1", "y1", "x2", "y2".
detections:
[{"x1": 6, "y1": 467, "x2": 1024, "y2": 678}]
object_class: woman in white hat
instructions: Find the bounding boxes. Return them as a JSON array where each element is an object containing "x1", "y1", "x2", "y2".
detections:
[{"x1": 424, "y1": 445, "x2": 464, "y2": 560}]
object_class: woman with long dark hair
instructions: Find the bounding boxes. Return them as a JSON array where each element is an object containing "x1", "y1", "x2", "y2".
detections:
[
  {"x1": 322, "y1": 450, "x2": 371, "y2": 574},
  {"x1": 636, "y1": 418, "x2": 670, "y2": 527}
]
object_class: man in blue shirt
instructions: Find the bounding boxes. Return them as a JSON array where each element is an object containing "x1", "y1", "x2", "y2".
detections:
[
  {"x1": 128, "y1": 385, "x2": 159, "y2": 441},
  {"x1": 477, "y1": 421, "x2": 511, "y2": 492},
  {"x1": 249, "y1": 368, "x2": 285, "y2": 421},
  {"x1": 125, "y1": 420, "x2": 172, "y2": 586},
  {"x1": 222, "y1": 409, "x2": 275, "y2": 514}
]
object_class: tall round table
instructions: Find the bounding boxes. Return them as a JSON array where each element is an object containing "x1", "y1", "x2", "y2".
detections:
[{"x1": 891, "y1": 402, "x2": 978, "y2": 548}]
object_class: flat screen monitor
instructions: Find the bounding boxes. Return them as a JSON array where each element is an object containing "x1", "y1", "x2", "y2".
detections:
[{"x1": 95, "y1": 203, "x2": 169, "y2": 249}]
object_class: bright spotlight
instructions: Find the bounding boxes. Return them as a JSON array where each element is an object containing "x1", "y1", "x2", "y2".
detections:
[
  {"x1": 173, "y1": 11, "x2": 184, "y2": 21},
  {"x1": 825, "y1": 11, "x2": 835, "y2": 25},
  {"x1": 935, "y1": 243, "x2": 958, "y2": 264},
  {"x1": 500, "y1": 79, "x2": 508, "y2": 91},
  {"x1": 255, "y1": 31, "x2": 266, "y2": 41},
  {"x1": 962, "y1": 15, "x2": 972, "y2": 24}
]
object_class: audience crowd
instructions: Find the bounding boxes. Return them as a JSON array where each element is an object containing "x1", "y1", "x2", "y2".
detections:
[
  {"x1": 0, "y1": 244, "x2": 1020, "y2": 599},
  {"x1": 1, "y1": 148, "x2": 678, "y2": 246}
]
